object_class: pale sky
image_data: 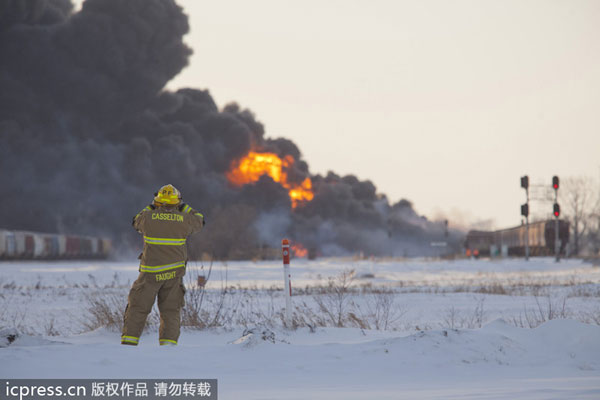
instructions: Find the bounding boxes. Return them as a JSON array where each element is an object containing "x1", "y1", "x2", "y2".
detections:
[{"x1": 166, "y1": 0, "x2": 600, "y2": 229}]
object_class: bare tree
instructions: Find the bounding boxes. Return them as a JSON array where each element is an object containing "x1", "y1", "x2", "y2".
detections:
[
  {"x1": 561, "y1": 176, "x2": 600, "y2": 255},
  {"x1": 587, "y1": 215, "x2": 600, "y2": 256},
  {"x1": 587, "y1": 200, "x2": 600, "y2": 256}
]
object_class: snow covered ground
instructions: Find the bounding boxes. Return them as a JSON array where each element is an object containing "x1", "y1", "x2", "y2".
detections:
[{"x1": 1, "y1": 257, "x2": 600, "y2": 399}]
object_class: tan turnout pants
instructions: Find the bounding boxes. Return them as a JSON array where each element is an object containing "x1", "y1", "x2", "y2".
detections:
[{"x1": 121, "y1": 268, "x2": 186, "y2": 346}]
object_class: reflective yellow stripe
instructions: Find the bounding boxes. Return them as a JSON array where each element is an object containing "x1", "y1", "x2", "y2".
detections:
[
  {"x1": 183, "y1": 205, "x2": 191, "y2": 214},
  {"x1": 121, "y1": 335, "x2": 139, "y2": 343},
  {"x1": 159, "y1": 339, "x2": 177, "y2": 345},
  {"x1": 140, "y1": 261, "x2": 185, "y2": 273},
  {"x1": 144, "y1": 236, "x2": 186, "y2": 242},
  {"x1": 143, "y1": 236, "x2": 186, "y2": 246},
  {"x1": 194, "y1": 212, "x2": 204, "y2": 218}
]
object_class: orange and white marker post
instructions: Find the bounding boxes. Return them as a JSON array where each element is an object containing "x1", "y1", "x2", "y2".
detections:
[{"x1": 282, "y1": 238, "x2": 293, "y2": 326}]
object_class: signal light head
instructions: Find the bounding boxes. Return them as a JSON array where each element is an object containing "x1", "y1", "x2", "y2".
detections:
[
  {"x1": 553, "y1": 203, "x2": 560, "y2": 217},
  {"x1": 552, "y1": 176, "x2": 559, "y2": 190}
]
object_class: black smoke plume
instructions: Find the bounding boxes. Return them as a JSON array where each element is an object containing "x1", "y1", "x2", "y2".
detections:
[{"x1": 0, "y1": 0, "x2": 461, "y2": 258}]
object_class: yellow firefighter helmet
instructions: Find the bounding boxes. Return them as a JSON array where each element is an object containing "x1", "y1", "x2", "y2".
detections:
[{"x1": 154, "y1": 184, "x2": 182, "y2": 205}]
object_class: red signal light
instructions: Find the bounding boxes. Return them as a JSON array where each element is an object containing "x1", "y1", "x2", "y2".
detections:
[
  {"x1": 553, "y1": 203, "x2": 560, "y2": 217},
  {"x1": 552, "y1": 176, "x2": 559, "y2": 190}
]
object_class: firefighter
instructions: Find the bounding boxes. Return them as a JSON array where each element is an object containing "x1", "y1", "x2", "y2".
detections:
[{"x1": 121, "y1": 184, "x2": 204, "y2": 346}]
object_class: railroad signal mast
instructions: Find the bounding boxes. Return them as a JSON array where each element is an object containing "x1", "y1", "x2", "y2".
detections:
[
  {"x1": 520, "y1": 175, "x2": 530, "y2": 260},
  {"x1": 521, "y1": 175, "x2": 562, "y2": 261},
  {"x1": 552, "y1": 176, "x2": 560, "y2": 262}
]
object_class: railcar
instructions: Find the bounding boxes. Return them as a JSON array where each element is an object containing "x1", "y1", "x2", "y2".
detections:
[
  {"x1": 14, "y1": 231, "x2": 27, "y2": 258},
  {"x1": 466, "y1": 220, "x2": 569, "y2": 257},
  {"x1": 45, "y1": 235, "x2": 60, "y2": 258},
  {"x1": 0, "y1": 230, "x2": 7, "y2": 257},
  {"x1": 0, "y1": 229, "x2": 111, "y2": 260},
  {"x1": 1, "y1": 231, "x2": 17, "y2": 258},
  {"x1": 33, "y1": 233, "x2": 46, "y2": 258},
  {"x1": 80, "y1": 237, "x2": 93, "y2": 258},
  {"x1": 65, "y1": 236, "x2": 80, "y2": 258},
  {"x1": 100, "y1": 238, "x2": 112, "y2": 258}
]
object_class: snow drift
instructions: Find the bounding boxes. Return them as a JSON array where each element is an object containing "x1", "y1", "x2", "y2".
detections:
[{"x1": 2, "y1": 320, "x2": 599, "y2": 399}]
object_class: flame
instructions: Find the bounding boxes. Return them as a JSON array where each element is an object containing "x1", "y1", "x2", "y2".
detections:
[
  {"x1": 226, "y1": 151, "x2": 314, "y2": 208},
  {"x1": 291, "y1": 242, "x2": 308, "y2": 258}
]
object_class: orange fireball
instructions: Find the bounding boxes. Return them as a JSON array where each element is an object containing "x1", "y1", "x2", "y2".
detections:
[
  {"x1": 291, "y1": 242, "x2": 308, "y2": 258},
  {"x1": 226, "y1": 151, "x2": 314, "y2": 208}
]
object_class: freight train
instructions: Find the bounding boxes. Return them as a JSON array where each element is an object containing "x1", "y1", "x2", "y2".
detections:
[
  {"x1": 465, "y1": 220, "x2": 569, "y2": 257},
  {"x1": 0, "y1": 229, "x2": 111, "y2": 259}
]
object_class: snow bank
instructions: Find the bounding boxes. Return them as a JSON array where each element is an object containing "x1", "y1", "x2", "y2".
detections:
[{"x1": 1, "y1": 320, "x2": 599, "y2": 399}]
